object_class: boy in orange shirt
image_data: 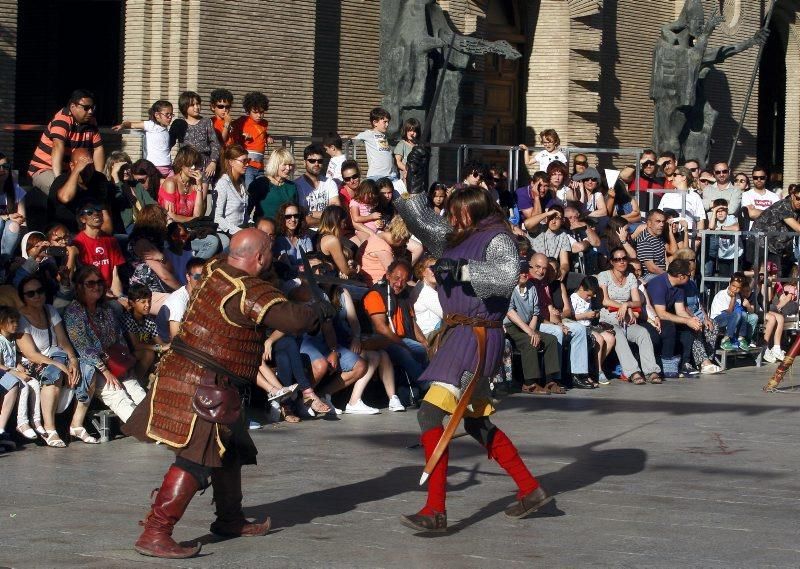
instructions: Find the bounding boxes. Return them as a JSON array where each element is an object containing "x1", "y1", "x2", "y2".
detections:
[
  {"x1": 230, "y1": 91, "x2": 273, "y2": 189},
  {"x1": 210, "y1": 88, "x2": 234, "y2": 147}
]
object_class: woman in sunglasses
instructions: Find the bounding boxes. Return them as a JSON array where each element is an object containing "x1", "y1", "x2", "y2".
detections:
[
  {"x1": 597, "y1": 246, "x2": 661, "y2": 385},
  {"x1": 0, "y1": 152, "x2": 26, "y2": 261},
  {"x1": 213, "y1": 145, "x2": 251, "y2": 251},
  {"x1": 64, "y1": 265, "x2": 147, "y2": 426},
  {"x1": 274, "y1": 202, "x2": 312, "y2": 270},
  {"x1": 16, "y1": 275, "x2": 88, "y2": 447}
]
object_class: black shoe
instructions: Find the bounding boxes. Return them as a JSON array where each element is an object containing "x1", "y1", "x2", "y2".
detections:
[
  {"x1": 571, "y1": 374, "x2": 595, "y2": 389},
  {"x1": 0, "y1": 432, "x2": 16, "y2": 451},
  {"x1": 505, "y1": 487, "x2": 552, "y2": 518},
  {"x1": 681, "y1": 363, "x2": 699, "y2": 377},
  {"x1": 400, "y1": 511, "x2": 447, "y2": 533}
]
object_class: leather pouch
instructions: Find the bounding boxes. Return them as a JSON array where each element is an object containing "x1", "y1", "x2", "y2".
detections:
[{"x1": 192, "y1": 378, "x2": 241, "y2": 425}]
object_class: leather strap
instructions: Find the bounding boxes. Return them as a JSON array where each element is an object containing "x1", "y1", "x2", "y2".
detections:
[{"x1": 170, "y1": 337, "x2": 252, "y2": 388}]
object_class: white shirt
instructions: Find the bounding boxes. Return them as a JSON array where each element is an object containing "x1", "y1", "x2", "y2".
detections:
[
  {"x1": 658, "y1": 189, "x2": 706, "y2": 229},
  {"x1": 326, "y1": 154, "x2": 346, "y2": 184},
  {"x1": 532, "y1": 149, "x2": 567, "y2": 172},
  {"x1": 18, "y1": 305, "x2": 61, "y2": 358},
  {"x1": 355, "y1": 129, "x2": 395, "y2": 178},
  {"x1": 142, "y1": 120, "x2": 172, "y2": 167},
  {"x1": 569, "y1": 292, "x2": 592, "y2": 327},
  {"x1": 709, "y1": 289, "x2": 741, "y2": 320},
  {"x1": 413, "y1": 284, "x2": 443, "y2": 336},
  {"x1": 164, "y1": 286, "x2": 190, "y2": 323},
  {"x1": 742, "y1": 188, "x2": 780, "y2": 228}
]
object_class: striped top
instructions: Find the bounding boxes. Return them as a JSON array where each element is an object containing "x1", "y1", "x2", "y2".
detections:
[
  {"x1": 634, "y1": 230, "x2": 666, "y2": 275},
  {"x1": 29, "y1": 108, "x2": 102, "y2": 176}
]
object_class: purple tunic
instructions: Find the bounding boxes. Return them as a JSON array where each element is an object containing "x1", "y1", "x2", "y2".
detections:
[{"x1": 419, "y1": 224, "x2": 510, "y2": 387}]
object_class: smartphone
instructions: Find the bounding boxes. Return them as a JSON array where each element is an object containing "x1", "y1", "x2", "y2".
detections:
[{"x1": 45, "y1": 246, "x2": 67, "y2": 257}]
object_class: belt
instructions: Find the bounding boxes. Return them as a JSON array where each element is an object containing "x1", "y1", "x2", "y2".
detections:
[
  {"x1": 443, "y1": 313, "x2": 502, "y2": 329},
  {"x1": 170, "y1": 337, "x2": 252, "y2": 389}
]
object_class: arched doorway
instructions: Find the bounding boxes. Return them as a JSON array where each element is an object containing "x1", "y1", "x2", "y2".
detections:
[{"x1": 757, "y1": 8, "x2": 787, "y2": 178}]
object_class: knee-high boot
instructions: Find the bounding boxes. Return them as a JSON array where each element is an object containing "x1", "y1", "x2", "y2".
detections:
[
  {"x1": 210, "y1": 465, "x2": 271, "y2": 537},
  {"x1": 400, "y1": 426, "x2": 448, "y2": 532},
  {"x1": 487, "y1": 429, "x2": 551, "y2": 518},
  {"x1": 134, "y1": 465, "x2": 201, "y2": 558}
]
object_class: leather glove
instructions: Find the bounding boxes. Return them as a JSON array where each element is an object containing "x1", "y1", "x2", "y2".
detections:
[
  {"x1": 405, "y1": 146, "x2": 430, "y2": 195},
  {"x1": 315, "y1": 300, "x2": 338, "y2": 322},
  {"x1": 432, "y1": 257, "x2": 466, "y2": 283}
]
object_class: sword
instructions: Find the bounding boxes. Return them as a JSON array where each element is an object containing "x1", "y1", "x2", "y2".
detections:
[{"x1": 420, "y1": 326, "x2": 487, "y2": 485}]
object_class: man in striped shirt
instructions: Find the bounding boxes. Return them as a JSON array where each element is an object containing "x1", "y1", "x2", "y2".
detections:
[
  {"x1": 28, "y1": 89, "x2": 105, "y2": 195},
  {"x1": 635, "y1": 209, "x2": 667, "y2": 280}
]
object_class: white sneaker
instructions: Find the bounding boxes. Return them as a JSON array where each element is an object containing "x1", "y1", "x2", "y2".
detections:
[
  {"x1": 345, "y1": 400, "x2": 380, "y2": 415},
  {"x1": 772, "y1": 347, "x2": 786, "y2": 361},
  {"x1": 388, "y1": 395, "x2": 405, "y2": 412},
  {"x1": 762, "y1": 348, "x2": 777, "y2": 363},
  {"x1": 700, "y1": 363, "x2": 722, "y2": 374},
  {"x1": 248, "y1": 419, "x2": 263, "y2": 430},
  {"x1": 324, "y1": 394, "x2": 343, "y2": 415}
]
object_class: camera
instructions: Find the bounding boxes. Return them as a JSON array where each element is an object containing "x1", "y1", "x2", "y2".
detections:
[{"x1": 44, "y1": 246, "x2": 67, "y2": 257}]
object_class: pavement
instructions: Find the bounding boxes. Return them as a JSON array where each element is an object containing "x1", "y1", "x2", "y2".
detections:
[{"x1": 2, "y1": 365, "x2": 800, "y2": 569}]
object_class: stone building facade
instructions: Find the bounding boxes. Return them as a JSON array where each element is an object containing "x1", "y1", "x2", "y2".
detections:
[{"x1": 1, "y1": 0, "x2": 799, "y2": 183}]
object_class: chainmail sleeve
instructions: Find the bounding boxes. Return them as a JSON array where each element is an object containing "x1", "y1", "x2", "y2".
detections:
[
  {"x1": 395, "y1": 193, "x2": 453, "y2": 258},
  {"x1": 463, "y1": 232, "x2": 519, "y2": 300}
]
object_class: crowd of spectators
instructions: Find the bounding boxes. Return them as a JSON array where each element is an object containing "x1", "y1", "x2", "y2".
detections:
[{"x1": 1, "y1": 87, "x2": 798, "y2": 454}]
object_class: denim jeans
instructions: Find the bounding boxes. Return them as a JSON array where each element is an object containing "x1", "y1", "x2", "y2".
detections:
[
  {"x1": 384, "y1": 338, "x2": 428, "y2": 384},
  {"x1": 659, "y1": 320, "x2": 694, "y2": 365},
  {"x1": 245, "y1": 166, "x2": 263, "y2": 190},
  {"x1": 539, "y1": 321, "x2": 589, "y2": 374},
  {"x1": 713, "y1": 311, "x2": 753, "y2": 339},
  {"x1": 272, "y1": 335, "x2": 313, "y2": 390},
  {"x1": 191, "y1": 234, "x2": 220, "y2": 259},
  {"x1": 0, "y1": 217, "x2": 22, "y2": 257}
]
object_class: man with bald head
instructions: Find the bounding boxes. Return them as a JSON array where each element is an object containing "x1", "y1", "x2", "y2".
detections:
[
  {"x1": 125, "y1": 227, "x2": 334, "y2": 559},
  {"x1": 48, "y1": 147, "x2": 112, "y2": 233}
]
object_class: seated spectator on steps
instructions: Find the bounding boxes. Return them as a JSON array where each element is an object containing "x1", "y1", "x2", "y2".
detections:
[
  {"x1": 316, "y1": 205, "x2": 358, "y2": 279},
  {"x1": 157, "y1": 257, "x2": 205, "y2": 341},
  {"x1": 504, "y1": 257, "x2": 562, "y2": 394},
  {"x1": 529, "y1": 253, "x2": 593, "y2": 389},
  {"x1": 213, "y1": 144, "x2": 252, "y2": 251},
  {"x1": 163, "y1": 222, "x2": 193, "y2": 285},
  {"x1": 121, "y1": 284, "x2": 170, "y2": 383},
  {"x1": 48, "y1": 148, "x2": 112, "y2": 234},
  {"x1": 529, "y1": 205, "x2": 573, "y2": 276},
  {"x1": 273, "y1": 202, "x2": 313, "y2": 272},
  {"x1": 645, "y1": 259, "x2": 702, "y2": 376},
  {"x1": 413, "y1": 256, "x2": 443, "y2": 340},
  {"x1": 360, "y1": 215, "x2": 411, "y2": 285},
  {"x1": 709, "y1": 273, "x2": 757, "y2": 353},
  {"x1": 570, "y1": 277, "x2": 616, "y2": 384},
  {"x1": 633, "y1": 208, "x2": 667, "y2": 281},
  {"x1": 106, "y1": 152, "x2": 156, "y2": 236},
  {"x1": 72, "y1": 203, "x2": 126, "y2": 302},
  {"x1": 362, "y1": 259, "x2": 429, "y2": 397},
  {"x1": 0, "y1": 152, "x2": 27, "y2": 261},
  {"x1": 64, "y1": 265, "x2": 147, "y2": 423},
  {"x1": 128, "y1": 205, "x2": 181, "y2": 314},
  {"x1": 248, "y1": 148, "x2": 298, "y2": 221}
]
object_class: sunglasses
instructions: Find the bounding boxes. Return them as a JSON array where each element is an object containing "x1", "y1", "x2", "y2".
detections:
[
  {"x1": 715, "y1": 169, "x2": 729, "y2": 174},
  {"x1": 306, "y1": 158, "x2": 324, "y2": 164},
  {"x1": 82, "y1": 279, "x2": 105, "y2": 288},
  {"x1": 687, "y1": 167, "x2": 699, "y2": 172},
  {"x1": 79, "y1": 207, "x2": 103, "y2": 216},
  {"x1": 23, "y1": 287, "x2": 45, "y2": 298},
  {"x1": 215, "y1": 104, "x2": 231, "y2": 110},
  {"x1": 752, "y1": 176, "x2": 767, "y2": 181},
  {"x1": 641, "y1": 160, "x2": 656, "y2": 167},
  {"x1": 343, "y1": 174, "x2": 360, "y2": 182},
  {"x1": 470, "y1": 170, "x2": 484, "y2": 179},
  {"x1": 611, "y1": 257, "x2": 628, "y2": 263},
  {"x1": 190, "y1": 273, "x2": 204, "y2": 281},
  {"x1": 284, "y1": 213, "x2": 301, "y2": 219},
  {"x1": 0, "y1": 164, "x2": 10, "y2": 171},
  {"x1": 234, "y1": 157, "x2": 249, "y2": 165},
  {"x1": 700, "y1": 178, "x2": 714, "y2": 184},
  {"x1": 574, "y1": 160, "x2": 588, "y2": 166},
  {"x1": 75, "y1": 103, "x2": 96, "y2": 112},
  {"x1": 157, "y1": 112, "x2": 174, "y2": 118},
  {"x1": 584, "y1": 178, "x2": 599, "y2": 183}
]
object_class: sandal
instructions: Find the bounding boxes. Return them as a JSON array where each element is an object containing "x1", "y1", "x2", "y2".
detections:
[
  {"x1": 16, "y1": 423, "x2": 38, "y2": 440},
  {"x1": 280, "y1": 402, "x2": 300, "y2": 424},
  {"x1": 43, "y1": 430, "x2": 66, "y2": 448},
  {"x1": 268, "y1": 384, "x2": 298, "y2": 403},
  {"x1": 544, "y1": 381, "x2": 567, "y2": 394},
  {"x1": 629, "y1": 372, "x2": 646, "y2": 385},
  {"x1": 303, "y1": 394, "x2": 331, "y2": 415},
  {"x1": 33, "y1": 421, "x2": 47, "y2": 437},
  {"x1": 69, "y1": 427, "x2": 100, "y2": 444},
  {"x1": 647, "y1": 373, "x2": 664, "y2": 384},
  {"x1": 521, "y1": 384, "x2": 550, "y2": 395}
]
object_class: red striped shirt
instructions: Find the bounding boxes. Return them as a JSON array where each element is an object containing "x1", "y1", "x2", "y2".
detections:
[{"x1": 29, "y1": 108, "x2": 102, "y2": 176}]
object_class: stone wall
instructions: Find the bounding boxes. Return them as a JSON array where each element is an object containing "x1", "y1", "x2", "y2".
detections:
[{"x1": 0, "y1": 0, "x2": 17, "y2": 165}]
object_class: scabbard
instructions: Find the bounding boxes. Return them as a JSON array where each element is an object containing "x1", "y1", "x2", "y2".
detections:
[{"x1": 420, "y1": 326, "x2": 487, "y2": 485}]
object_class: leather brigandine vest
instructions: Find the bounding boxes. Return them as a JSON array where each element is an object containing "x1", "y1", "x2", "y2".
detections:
[{"x1": 146, "y1": 260, "x2": 286, "y2": 447}]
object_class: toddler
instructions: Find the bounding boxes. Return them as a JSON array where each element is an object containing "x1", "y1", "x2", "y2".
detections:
[
  {"x1": 570, "y1": 277, "x2": 616, "y2": 384},
  {"x1": 230, "y1": 91, "x2": 273, "y2": 189},
  {"x1": 113, "y1": 100, "x2": 174, "y2": 177},
  {"x1": 0, "y1": 307, "x2": 31, "y2": 451}
]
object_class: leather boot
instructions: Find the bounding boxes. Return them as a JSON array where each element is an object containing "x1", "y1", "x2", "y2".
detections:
[
  {"x1": 134, "y1": 466, "x2": 201, "y2": 558},
  {"x1": 209, "y1": 466, "x2": 271, "y2": 537},
  {"x1": 400, "y1": 426, "x2": 448, "y2": 532}
]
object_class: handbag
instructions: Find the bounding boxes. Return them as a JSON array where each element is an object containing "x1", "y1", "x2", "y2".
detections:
[
  {"x1": 191, "y1": 377, "x2": 242, "y2": 425},
  {"x1": 104, "y1": 343, "x2": 136, "y2": 378}
]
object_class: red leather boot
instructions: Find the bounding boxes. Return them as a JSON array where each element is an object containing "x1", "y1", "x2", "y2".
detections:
[
  {"x1": 209, "y1": 466, "x2": 271, "y2": 537},
  {"x1": 134, "y1": 465, "x2": 201, "y2": 558},
  {"x1": 400, "y1": 426, "x2": 448, "y2": 532}
]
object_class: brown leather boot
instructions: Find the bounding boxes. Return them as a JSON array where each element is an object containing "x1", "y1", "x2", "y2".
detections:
[
  {"x1": 134, "y1": 465, "x2": 201, "y2": 558},
  {"x1": 209, "y1": 466, "x2": 271, "y2": 537}
]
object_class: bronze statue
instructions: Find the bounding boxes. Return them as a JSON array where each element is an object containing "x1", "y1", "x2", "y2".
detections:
[
  {"x1": 651, "y1": 0, "x2": 768, "y2": 164},
  {"x1": 379, "y1": 0, "x2": 520, "y2": 179}
]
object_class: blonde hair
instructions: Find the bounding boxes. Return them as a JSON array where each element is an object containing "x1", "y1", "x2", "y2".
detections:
[
  {"x1": 265, "y1": 148, "x2": 295, "y2": 179},
  {"x1": 387, "y1": 215, "x2": 410, "y2": 242},
  {"x1": 673, "y1": 247, "x2": 696, "y2": 262}
]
